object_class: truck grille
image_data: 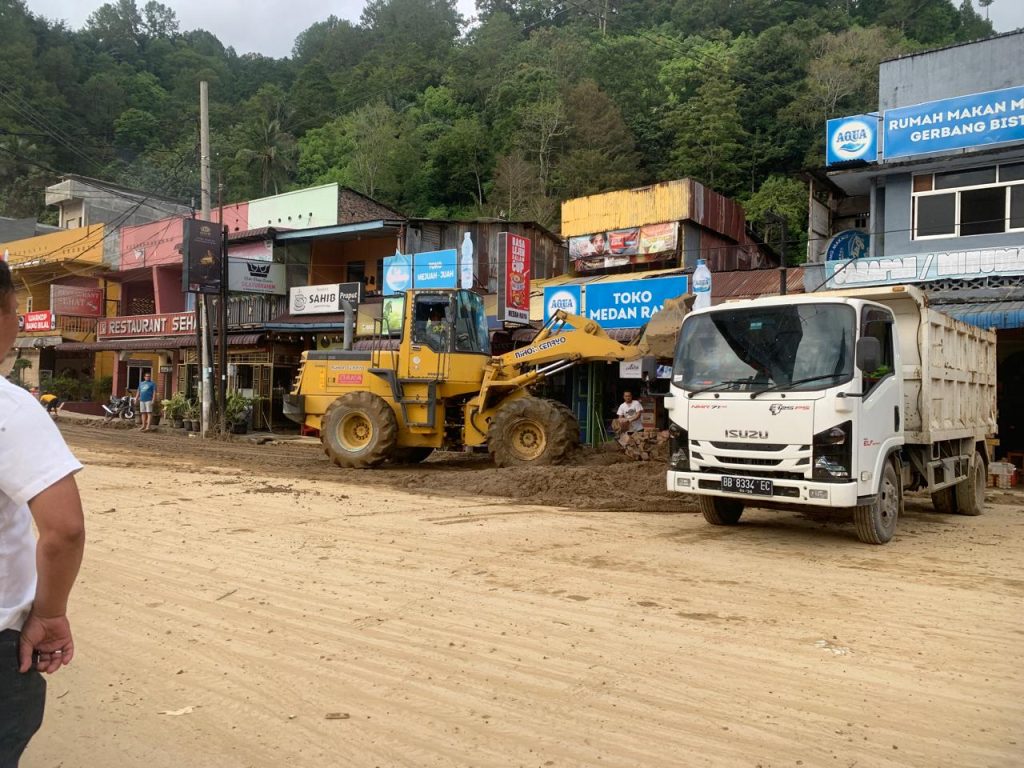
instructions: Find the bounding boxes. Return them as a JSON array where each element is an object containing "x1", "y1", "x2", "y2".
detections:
[{"x1": 690, "y1": 440, "x2": 812, "y2": 480}]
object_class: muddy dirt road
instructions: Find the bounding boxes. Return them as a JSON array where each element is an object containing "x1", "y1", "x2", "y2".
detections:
[{"x1": 24, "y1": 423, "x2": 1024, "y2": 767}]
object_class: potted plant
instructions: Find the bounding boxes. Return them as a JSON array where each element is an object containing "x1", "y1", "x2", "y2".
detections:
[
  {"x1": 163, "y1": 393, "x2": 188, "y2": 428},
  {"x1": 185, "y1": 400, "x2": 200, "y2": 432},
  {"x1": 224, "y1": 392, "x2": 252, "y2": 434}
]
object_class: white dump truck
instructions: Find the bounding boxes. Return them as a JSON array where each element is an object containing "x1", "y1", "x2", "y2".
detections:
[{"x1": 665, "y1": 285, "x2": 997, "y2": 544}]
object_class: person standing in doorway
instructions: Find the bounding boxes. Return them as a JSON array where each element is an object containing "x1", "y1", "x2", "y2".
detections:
[
  {"x1": 137, "y1": 371, "x2": 156, "y2": 431},
  {"x1": 0, "y1": 259, "x2": 86, "y2": 765}
]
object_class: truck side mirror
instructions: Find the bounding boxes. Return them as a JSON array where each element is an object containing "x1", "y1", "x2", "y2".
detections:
[{"x1": 856, "y1": 337, "x2": 881, "y2": 373}]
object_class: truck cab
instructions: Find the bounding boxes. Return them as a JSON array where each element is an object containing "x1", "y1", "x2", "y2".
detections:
[{"x1": 666, "y1": 286, "x2": 996, "y2": 544}]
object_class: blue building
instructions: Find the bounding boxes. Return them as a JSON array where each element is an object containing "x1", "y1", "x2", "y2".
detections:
[{"x1": 808, "y1": 30, "x2": 1024, "y2": 454}]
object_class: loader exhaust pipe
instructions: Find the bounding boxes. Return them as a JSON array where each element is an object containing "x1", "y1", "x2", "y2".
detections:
[{"x1": 341, "y1": 299, "x2": 354, "y2": 350}]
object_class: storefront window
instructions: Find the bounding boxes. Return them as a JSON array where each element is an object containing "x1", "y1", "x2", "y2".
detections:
[{"x1": 913, "y1": 163, "x2": 1024, "y2": 239}]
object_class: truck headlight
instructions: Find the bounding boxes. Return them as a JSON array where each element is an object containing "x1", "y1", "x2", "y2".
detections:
[
  {"x1": 669, "y1": 424, "x2": 689, "y2": 471},
  {"x1": 812, "y1": 421, "x2": 852, "y2": 481}
]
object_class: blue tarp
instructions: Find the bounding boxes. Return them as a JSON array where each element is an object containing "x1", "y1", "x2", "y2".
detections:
[{"x1": 937, "y1": 302, "x2": 1024, "y2": 330}]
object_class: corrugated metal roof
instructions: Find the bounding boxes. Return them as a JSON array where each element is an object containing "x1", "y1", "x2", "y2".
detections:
[
  {"x1": 711, "y1": 267, "x2": 805, "y2": 301},
  {"x1": 934, "y1": 302, "x2": 1024, "y2": 330}
]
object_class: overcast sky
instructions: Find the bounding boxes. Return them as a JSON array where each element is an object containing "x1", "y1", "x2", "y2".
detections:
[{"x1": 21, "y1": 0, "x2": 1024, "y2": 60}]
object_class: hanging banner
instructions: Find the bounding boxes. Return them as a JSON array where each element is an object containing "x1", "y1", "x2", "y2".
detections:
[
  {"x1": 826, "y1": 246, "x2": 1024, "y2": 287},
  {"x1": 182, "y1": 218, "x2": 225, "y2": 294},
  {"x1": 883, "y1": 85, "x2": 1024, "y2": 159},
  {"x1": 50, "y1": 285, "x2": 104, "y2": 317},
  {"x1": 496, "y1": 233, "x2": 531, "y2": 324},
  {"x1": 572, "y1": 225, "x2": 677, "y2": 272}
]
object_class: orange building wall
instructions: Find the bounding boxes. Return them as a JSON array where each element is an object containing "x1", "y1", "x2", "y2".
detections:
[{"x1": 309, "y1": 237, "x2": 394, "y2": 286}]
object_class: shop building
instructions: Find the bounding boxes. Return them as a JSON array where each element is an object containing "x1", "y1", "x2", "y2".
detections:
[
  {"x1": 533, "y1": 179, "x2": 776, "y2": 443},
  {"x1": 811, "y1": 30, "x2": 1024, "y2": 452}
]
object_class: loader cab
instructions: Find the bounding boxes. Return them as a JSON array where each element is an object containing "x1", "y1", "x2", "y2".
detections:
[{"x1": 407, "y1": 290, "x2": 490, "y2": 357}]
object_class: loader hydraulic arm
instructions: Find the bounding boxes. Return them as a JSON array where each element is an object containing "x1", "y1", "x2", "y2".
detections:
[{"x1": 472, "y1": 310, "x2": 640, "y2": 410}]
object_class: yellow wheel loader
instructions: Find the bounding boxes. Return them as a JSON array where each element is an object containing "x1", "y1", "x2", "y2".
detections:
[{"x1": 284, "y1": 288, "x2": 688, "y2": 469}]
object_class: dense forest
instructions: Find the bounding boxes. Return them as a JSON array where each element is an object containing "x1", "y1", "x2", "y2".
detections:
[{"x1": 0, "y1": 0, "x2": 998, "y2": 243}]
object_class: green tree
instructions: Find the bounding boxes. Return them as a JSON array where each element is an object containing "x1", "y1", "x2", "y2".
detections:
[
  {"x1": 743, "y1": 175, "x2": 810, "y2": 263},
  {"x1": 663, "y1": 67, "x2": 749, "y2": 195}
]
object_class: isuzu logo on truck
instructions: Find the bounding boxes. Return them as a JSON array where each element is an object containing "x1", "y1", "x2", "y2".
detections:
[{"x1": 725, "y1": 429, "x2": 768, "y2": 439}]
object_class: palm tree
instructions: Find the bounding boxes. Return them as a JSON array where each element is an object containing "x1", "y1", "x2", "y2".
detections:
[{"x1": 235, "y1": 117, "x2": 296, "y2": 196}]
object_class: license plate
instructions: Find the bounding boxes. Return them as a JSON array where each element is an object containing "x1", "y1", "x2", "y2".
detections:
[{"x1": 721, "y1": 476, "x2": 773, "y2": 496}]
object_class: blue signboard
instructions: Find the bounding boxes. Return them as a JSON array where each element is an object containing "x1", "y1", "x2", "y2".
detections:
[
  {"x1": 543, "y1": 285, "x2": 582, "y2": 324},
  {"x1": 826, "y1": 114, "x2": 878, "y2": 166},
  {"x1": 883, "y1": 85, "x2": 1024, "y2": 159},
  {"x1": 584, "y1": 276, "x2": 688, "y2": 329},
  {"x1": 412, "y1": 248, "x2": 458, "y2": 290},
  {"x1": 825, "y1": 230, "x2": 870, "y2": 262},
  {"x1": 382, "y1": 253, "x2": 412, "y2": 295}
]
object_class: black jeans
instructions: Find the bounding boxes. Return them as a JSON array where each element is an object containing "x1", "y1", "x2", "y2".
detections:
[{"x1": 0, "y1": 629, "x2": 45, "y2": 768}]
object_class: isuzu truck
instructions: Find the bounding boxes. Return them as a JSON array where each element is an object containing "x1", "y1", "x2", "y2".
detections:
[{"x1": 665, "y1": 285, "x2": 997, "y2": 544}]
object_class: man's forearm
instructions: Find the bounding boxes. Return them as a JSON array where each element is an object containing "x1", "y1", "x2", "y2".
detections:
[{"x1": 29, "y1": 475, "x2": 86, "y2": 618}]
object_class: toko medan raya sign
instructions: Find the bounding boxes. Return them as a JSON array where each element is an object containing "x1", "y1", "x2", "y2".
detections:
[{"x1": 544, "y1": 276, "x2": 688, "y2": 328}]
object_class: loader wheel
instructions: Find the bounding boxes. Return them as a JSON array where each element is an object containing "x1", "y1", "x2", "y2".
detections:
[
  {"x1": 389, "y1": 447, "x2": 434, "y2": 464},
  {"x1": 954, "y1": 450, "x2": 985, "y2": 516},
  {"x1": 550, "y1": 400, "x2": 581, "y2": 449},
  {"x1": 488, "y1": 397, "x2": 574, "y2": 467},
  {"x1": 853, "y1": 461, "x2": 901, "y2": 544},
  {"x1": 699, "y1": 495, "x2": 744, "y2": 526},
  {"x1": 321, "y1": 392, "x2": 397, "y2": 469}
]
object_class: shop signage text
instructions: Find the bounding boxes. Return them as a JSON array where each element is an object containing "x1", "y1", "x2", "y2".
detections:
[
  {"x1": 826, "y1": 115, "x2": 878, "y2": 165},
  {"x1": 826, "y1": 246, "x2": 1024, "y2": 287},
  {"x1": 50, "y1": 285, "x2": 104, "y2": 317},
  {"x1": 182, "y1": 218, "x2": 225, "y2": 294},
  {"x1": 383, "y1": 250, "x2": 459, "y2": 293},
  {"x1": 19, "y1": 311, "x2": 55, "y2": 332},
  {"x1": 496, "y1": 233, "x2": 531, "y2": 324},
  {"x1": 290, "y1": 282, "x2": 363, "y2": 315},
  {"x1": 584, "y1": 276, "x2": 688, "y2": 329},
  {"x1": 825, "y1": 230, "x2": 870, "y2": 261},
  {"x1": 884, "y1": 85, "x2": 1024, "y2": 159},
  {"x1": 227, "y1": 260, "x2": 286, "y2": 295},
  {"x1": 97, "y1": 312, "x2": 196, "y2": 340}
]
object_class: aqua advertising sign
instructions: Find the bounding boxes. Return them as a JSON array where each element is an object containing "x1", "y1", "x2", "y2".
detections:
[
  {"x1": 826, "y1": 114, "x2": 878, "y2": 166},
  {"x1": 883, "y1": 85, "x2": 1024, "y2": 159},
  {"x1": 382, "y1": 253, "x2": 412, "y2": 295},
  {"x1": 412, "y1": 249, "x2": 458, "y2": 290},
  {"x1": 584, "y1": 276, "x2": 688, "y2": 329},
  {"x1": 543, "y1": 285, "x2": 582, "y2": 324}
]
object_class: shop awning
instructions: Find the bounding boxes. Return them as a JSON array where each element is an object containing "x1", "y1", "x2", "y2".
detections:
[
  {"x1": 935, "y1": 302, "x2": 1024, "y2": 330},
  {"x1": 56, "y1": 333, "x2": 264, "y2": 352}
]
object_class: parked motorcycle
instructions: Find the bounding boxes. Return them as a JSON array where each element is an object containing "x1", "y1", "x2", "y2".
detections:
[{"x1": 102, "y1": 393, "x2": 136, "y2": 422}]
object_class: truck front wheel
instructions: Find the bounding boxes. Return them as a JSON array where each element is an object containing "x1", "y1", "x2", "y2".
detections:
[
  {"x1": 699, "y1": 496, "x2": 744, "y2": 526},
  {"x1": 854, "y1": 461, "x2": 901, "y2": 544}
]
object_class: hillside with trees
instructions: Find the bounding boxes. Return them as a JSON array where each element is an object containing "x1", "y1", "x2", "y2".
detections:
[{"x1": 0, "y1": 0, "x2": 996, "y2": 246}]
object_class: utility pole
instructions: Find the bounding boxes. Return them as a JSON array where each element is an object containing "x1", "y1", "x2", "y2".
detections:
[
  {"x1": 218, "y1": 175, "x2": 227, "y2": 436},
  {"x1": 199, "y1": 80, "x2": 214, "y2": 437},
  {"x1": 765, "y1": 211, "x2": 788, "y2": 296}
]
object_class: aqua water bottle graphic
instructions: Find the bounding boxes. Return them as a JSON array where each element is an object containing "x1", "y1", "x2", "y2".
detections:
[
  {"x1": 460, "y1": 232, "x2": 474, "y2": 289},
  {"x1": 692, "y1": 258, "x2": 712, "y2": 309}
]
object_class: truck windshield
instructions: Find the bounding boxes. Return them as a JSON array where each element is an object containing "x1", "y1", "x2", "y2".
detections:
[
  {"x1": 454, "y1": 290, "x2": 491, "y2": 355},
  {"x1": 674, "y1": 304, "x2": 855, "y2": 393}
]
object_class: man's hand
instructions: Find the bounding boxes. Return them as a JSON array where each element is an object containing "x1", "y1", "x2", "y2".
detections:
[{"x1": 19, "y1": 613, "x2": 75, "y2": 674}]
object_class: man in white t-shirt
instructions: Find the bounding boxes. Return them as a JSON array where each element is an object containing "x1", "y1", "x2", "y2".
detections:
[
  {"x1": 612, "y1": 391, "x2": 644, "y2": 439},
  {"x1": 0, "y1": 260, "x2": 85, "y2": 764}
]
